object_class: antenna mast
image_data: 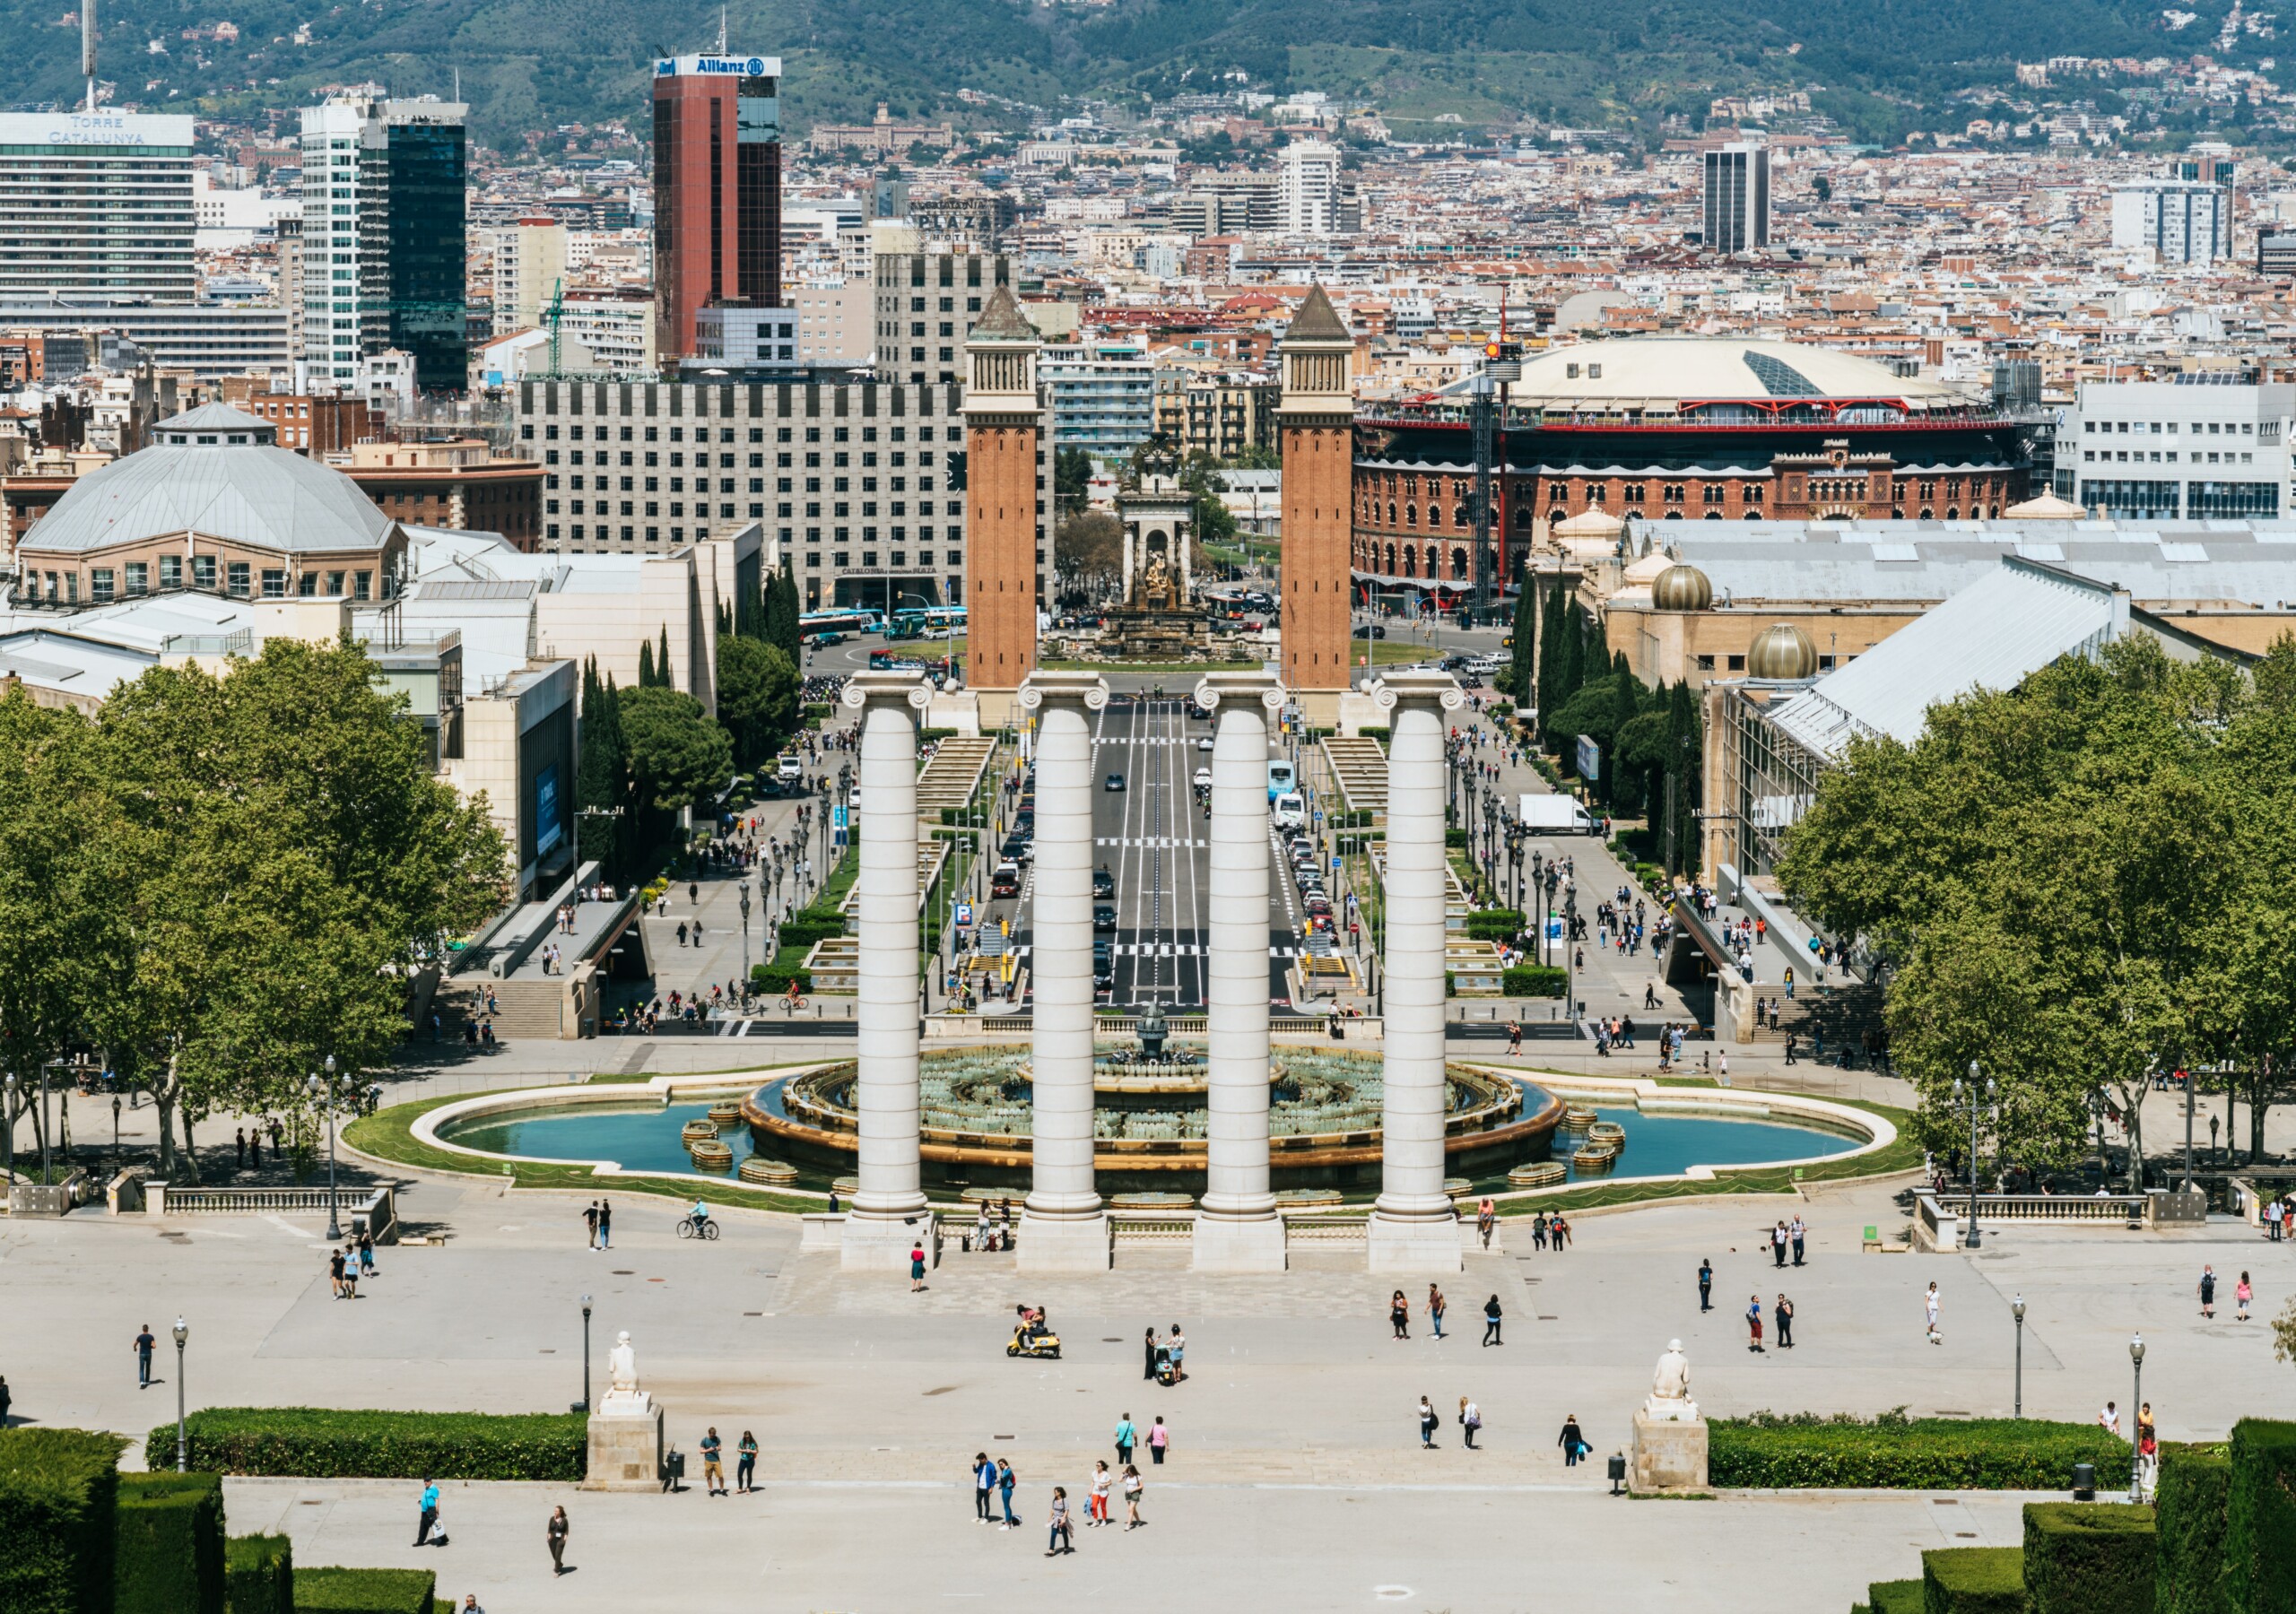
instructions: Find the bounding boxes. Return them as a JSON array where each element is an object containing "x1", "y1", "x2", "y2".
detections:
[{"x1": 81, "y1": 0, "x2": 97, "y2": 110}]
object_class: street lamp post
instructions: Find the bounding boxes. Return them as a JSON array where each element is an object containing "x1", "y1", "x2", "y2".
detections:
[
  {"x1": 2182, "y1": 1064, "x2": 2196, "y2": 1192},
  {"x1": 740, "y1": 883, "x2": 752, "y2": 978},
  {"x1": 573, "y1": 1294, "x2": 594, "y2": 1413},
  {"x1": 1530, "y1": 851, "x2": 1545, "y2": 965},
  {"x1": 2, "y1": 1072, "x2": 13, "y2": 1191},
  {"x1": 1562, "y1": 881, "x2": 1579, "y2": 1024},
  {"x1": 2012, "y1": 1294, "x2": 2026, "y2": 1417},
  {"x1": 38, "y1": 1061, "x2": 51, "y2": 1186},
  {"x1": 2129, "y1": 1333, "x2": 2146, "y2": 1495},
  {"x1": 2092, "y1": 1088, "x2": 2108, "y2": 1185},
  {"x1": 171, "y1": 1317, "x2": 188, "y2": 1471},
  {"x1": 310, "y1": 1054, "x2": 341, "y2": 1241},
  {"x1": 112, "y1": 1094, "x2": 121, "y2": 1171},
  {"x1": 1954, "y1": 1063, "x2": 1995, "y2": 1248}
]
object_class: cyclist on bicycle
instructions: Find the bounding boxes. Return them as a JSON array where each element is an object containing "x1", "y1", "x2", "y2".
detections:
[{"x1": 689, "y1": 1199, "x2": 710, "y2": 1234}]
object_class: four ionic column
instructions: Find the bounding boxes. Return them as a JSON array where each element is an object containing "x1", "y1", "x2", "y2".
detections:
[
  {"x1": 839, "y1": 668, "x2": 935, "y2": 1270},
  {"x1": 1367, "y1": 667, "x2": 1465, "y2": 1273},
  {"x1": 1017, "y1": 671, "x2": 1114, "y2": 1271},
  {"x1": 1190, "y1": 669, "x2": 1288, "y2": 1272}
]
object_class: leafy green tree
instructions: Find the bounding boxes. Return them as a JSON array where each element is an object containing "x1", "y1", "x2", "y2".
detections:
[
  {"x1": 620, "y1": 685, "x2": 734, "y2": 823},
  {"x1": 716, "y1": 638, "x2": 800, "y2": 771},
  {"x1": 1054, "y1": 447, "x2": 1095, "y2": 515},
  {"x1": 577, "y1": 659, "x2": 629, "y2": 875},
  {"x1": 656, "y1": 626, "x2": 674, "y2": 688},
  {"x1": 637, "y1": 637, "x2": 657, "y2": 690},
  {"x1": 763, "y1": 568, "x2": 802, "y2": 664},
  {"x1": 1506, "y1": 584, "x2": 1536, "y2": 707}
]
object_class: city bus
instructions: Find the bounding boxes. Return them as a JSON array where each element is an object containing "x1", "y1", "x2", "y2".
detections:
[
  {"x1": 890, "y1": 604, "x2": 968, "y2": 638},
  {"x1": 799, "y1": 608, "x2": 885, "y2": 641},
  {"x1": 1266, "y1": 759, "x2": 1297, "y2": 804}
]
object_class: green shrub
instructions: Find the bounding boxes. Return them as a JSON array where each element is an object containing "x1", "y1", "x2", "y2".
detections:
[
  {"x1": 1711, "y1": 1412, "x2": 2132, "y2": 1490},
  {"x1": 0, "y1": 1427, "x2": 125, "y2": 1614},
  {"x1": 223, "y1": 1534, "x2": 291, "y2": 1614},
  {"x1": 2022, "y1": 1502, "x2": 2153, "y2": 1614},
  {"x1": 148, "y1": 1410, "x2": 584, "y2": 1482},
  {"x1": 115, "y1": 1471, "x2": 224, "y2": 1614},
  {"x1": 1444, "y1": 827, "x2": 1467, "y2": 849},
  {"x1": 775, "y1": 918, "x2": 844, "y2": 950},
  {"x1": 1503, "y1": 965, "x2": 1568, "y2": 997},
  {"x1": 2227, "y1": 1419, "x2": 2296, "y2": 1614},
  {"x1": 2153, "y1": 1444, "x2": 2231, "y2": 1614},
  {"x1": 1464, "y1": 909, "x2": 1525, "y2": 939},
  {"x1": 1921, "y1": 1546, "x2": 2027, "y2": 1614},
  {"x1": 1870, "y1": 1582, "x2": 1924, "y2": 1614},
  {"x1": 750, "y1": 965, "x2": 813, "y2": 994},
  {"x1": 291, "y1": 1566, "x2": 437, "y2": 1614}
]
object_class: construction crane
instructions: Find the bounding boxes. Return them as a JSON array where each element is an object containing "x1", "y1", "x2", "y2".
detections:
[{"x1": 544, "y1": 276, "x2": 567, "y2": 378}]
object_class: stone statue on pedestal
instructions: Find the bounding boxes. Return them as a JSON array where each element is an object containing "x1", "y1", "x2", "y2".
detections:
[
  {"x1": 601, "y1": 1329, "x2": 650, "y2": 1414},
  {"x1": 1643, "y1": 1338, "x2": 1698, "y2": 1422}
]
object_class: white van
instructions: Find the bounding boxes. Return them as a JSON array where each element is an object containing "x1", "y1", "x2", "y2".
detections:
[{"x1": 1272, "y1": 790, "x2": 1307, "y2": 829}]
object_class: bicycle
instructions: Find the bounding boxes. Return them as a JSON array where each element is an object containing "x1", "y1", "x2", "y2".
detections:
[
  {"x1": 783, "y1": 991, "x2": 808, "y2": 1013},
  {"x1": 675, "y1": 1215, "x2": 720, "y2": 1241}
]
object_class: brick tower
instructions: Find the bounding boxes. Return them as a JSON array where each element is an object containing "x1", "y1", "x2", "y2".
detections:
[
  {"x1": 962, "y1": 286, "x2": 1045, "y2": 725},
  {"x1": 1277, "y1": 285, "x2": 1355, "y2": 724}
]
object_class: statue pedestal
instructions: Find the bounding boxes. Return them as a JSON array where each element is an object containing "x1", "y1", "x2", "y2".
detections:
[
  {"x1": 1191, "y1": 1215, "x2": 1287, "y2": 1273},
  {"x1": 583, "y1": 1396, "x2": 665, "y2": 1491},
  {"x1": 1630, "y1": 1410, "x2": 1709, "y2": 1494},
  {"x1": 1366, "y1": 1213, "x2": 1464, "y2": 1274},
  {"x1": 1016, "y1": 1211, "x2": 1111, "y2": 1272},
  {"x1": 840, "y1": 1210, "x2": 935, "y2": 1272}
]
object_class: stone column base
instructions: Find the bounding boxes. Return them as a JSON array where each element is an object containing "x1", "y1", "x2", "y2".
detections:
[
  {"x1": 1630, "y1": 1410, "x2": 1709, "y2": 1494},
  {"x1": 1190, "y1": 1215, "x2": 1288, "y2": 1272},
  {"x1": 581, "y1": 1402, "x2": 665, "y2": 1491},
  {"x1": 1016, "y1": 1211, "x2": 1111, "y2": 1272},
  {"x1": 1292, "y1": 686, "x2": 1345, "y2": 729},
  {"x1": 840, "y1": 1210, "x2": 936, "y2": 1271},
  {"x1": 1366, "y1": 1213, "x2": 1464, "y2": 1274}
]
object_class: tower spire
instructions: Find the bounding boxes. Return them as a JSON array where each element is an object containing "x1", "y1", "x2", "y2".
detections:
[{"x1": 81, "y1": 0, "x2": 97, "y2": 111}]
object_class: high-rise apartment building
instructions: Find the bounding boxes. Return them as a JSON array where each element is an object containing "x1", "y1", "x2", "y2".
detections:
[
  {"x1": 2110, "y1": 179, "x2": 2230, "y2": 265},
  {"x1": 298, "y1": 94, "x2": 468, "y2": 394},
  {"x1": 493, "y1": 217, "x2": 569, "y2": 337},
  {"x1": 1276, "y1": 141, "x2": 1344, "y2": 237},
  {"x1": 1702, "y1": 142, "x2": 1770, "y2": 254},
  {"x1": 1039, "y1": 337, "x2": 1154, "y2": 455},
  {"x1": 651, "y1": 52, "x2": 783, "y2": 363},
  {"x1": 0, "y1": 109, "x2": 196, "y2": 302},
  {"x1": 872, "y1": 247, "x2": 1015, "y2": 386}
]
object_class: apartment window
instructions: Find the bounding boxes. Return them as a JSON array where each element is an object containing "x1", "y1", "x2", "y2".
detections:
[
  {"x1": 124, "y1": 561, "x2": 150, "y2": 597},
  {"x1": 1695, "y1": 655, "x2": 1716, "y2": 671},
  {"x1": 353, "y1": 570, "x2": 372, "y2": 601},
  {"x1": 91, "y1": 568, "x2": 115, "y2": 603},
  {"x1": 194, "y1": 555, "x2": 216, "y2": 590},
  {"x1": 159, "y1": 555, "x2": 181, "y2": 590},
  {"x1": 227, "y1": 561, "x2": 251, "y2": 598},
  {"x1": 1726, "y1": 655, "x2": 1746, "y2": 672},
  {"x1": 261, "y1": 568, "x2": 287, "y2": 599},
  {"x1": 299, "y1": 573, "x2": 317, "y2": 596}
]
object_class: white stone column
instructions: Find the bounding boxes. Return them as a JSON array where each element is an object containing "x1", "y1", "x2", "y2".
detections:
[
  {"x1": 839, "y1": 668, "x2": 935, "y2": 1270},
  {"x1": 1017, "y1": 670, "x2": 1112, "y2": 1271},
  {"x1": 1368, "y1": 667, "x2": 1465, "y2": 1273},
  {"x1": 1190, "y1": 668, "x2": 1288, "y2": 1271}
]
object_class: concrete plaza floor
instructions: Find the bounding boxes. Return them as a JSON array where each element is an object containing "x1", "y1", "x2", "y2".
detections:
[{"x1": 5, "y1": 1153, "x2": 2292, "y2": 1611}]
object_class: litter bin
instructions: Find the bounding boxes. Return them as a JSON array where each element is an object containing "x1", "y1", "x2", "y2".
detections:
[
  {"x1": 665, "y1": 1448, "x2": 687, "y2": 1493},
  {"x1": 1607, "y1": 1453, "x2": 1627, "y2": 1496},
  {"x1": 2072, "y1": 1462, "x2": 2095, "y2": 1501}
]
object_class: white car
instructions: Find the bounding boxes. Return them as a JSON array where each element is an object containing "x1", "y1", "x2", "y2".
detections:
[
  {"x1": 1196, "y1": 736, "x2": 1213, "y2": 751},
  {"x1": 1193, "y1": 767, "x2": 1213, "y2": 789}
]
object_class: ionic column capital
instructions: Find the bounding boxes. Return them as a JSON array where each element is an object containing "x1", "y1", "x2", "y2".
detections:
[
  {"x1": 1018, "y1": 669, "x2": 1110, "y2": 714},
  {"x1": 1368, "y1": 667, "x2": 1465, "y2": 718},
  {"x1": 1194, "y1": 668, "x2": 1284, "y2": 714},
  {"x1": 841, "y1": 667, "x2": 934, "y2": 714}
]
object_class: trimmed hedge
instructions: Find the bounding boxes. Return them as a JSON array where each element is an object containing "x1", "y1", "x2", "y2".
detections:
[
  {"x1": 1502, "y1": 964, "x2": 1568, "y2": 998},
  {"x1": 750, "y1": 964, "x2": 813, "y2": 994},
  {"x1": 223, "y1": 1534, "x2": 291, "y2": 1614},
  {"x1": 2227, "y1": 1418, "x2": 2296, "y2": 1614},
  {"x1": 2022, "y1": 1502, "x2": 2154, "y2": 1614},
  {"x1": 0, "y1": 1427, "x2": 125, "y2": 1614},
  {"x1": 115, "y1": 1471, "x2": 224, "y2": 1614},
  {"x1": 292, "y1": 1567, "x2": 437, "y2": 1614},
  {"x1": 1464, "y1": 909, "x2": 1525, "y2": 939},
  {"x1": 148, "y1": 1410, "x2": 585, "y2": 1482},
  {"x1": 1711, "y1": 1412, "x2": 2133, "y2": 1490},
  {"x1": 1921, "y1": 1546, "x2": 2027, "y2": 1614},
  {"x1": 2153, "y1": 1444, "x2": 2231, "y2": 1614},
  {"x1": 775, "y1": 918, "x2": 844, "y2": 950},
  {"x1": 1868, "y1": 1582, "x2": 1924, "y2": 1614}
]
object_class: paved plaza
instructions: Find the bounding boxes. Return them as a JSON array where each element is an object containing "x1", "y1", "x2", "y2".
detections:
[{"x1": 5, "y1": 1147, "x2": 2291, "y2": 1610}]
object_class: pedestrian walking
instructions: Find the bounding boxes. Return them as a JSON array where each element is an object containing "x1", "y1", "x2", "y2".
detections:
[
  {"x1": 1044, "y1": 1488, "x2": 1074, "y2": 1557},
  {"x1": 1428, "y1": 1284, "x2": 1447, "y2": 1341},
  {"x1": 596, "y1": 1199, "x2": 612, "y2": 1250},
  {"x1": 1089, "y1": 1461, "x2": 1111, "y2": 1526},
  {"x1": 2236, "y1": 1271, "x2": 2253, "y2": 1322},
  {"x1": 1776, "y1": 1293, "x2": 1795, "y2": 1349},
  {"x1": 1114, "y1": 1412, "x2": 1137, "y2": 1468},
  {"x1": 1418, "y1": 1394, "x2": 1439, "y2": 1448},
  {"x1": 736, "y1": 1431, "x2": 757, "y2": 1494},
  {"x1": 1482, "y1": 1294, "x2": 1503, "y2": 1346},
  {"x1": 1390, "y1": 1289, "x2": 1410, "y2": 1340},
  {"x1": 973, "y1": 1453, "x2": 996, "y2": 1523},
  {"x1": 1, "y1": 1374, "x2": 12, "y2": 1427},
  {"x1": 340, "y1": 1245, "x2": 359, "y2": 1299},
  {"x1": 414, "y1": 1480, "x2": 440, "y2": 1548},
  {"x1": 328, "y1": 1247, "x2": 346, "y2": 1298},
  {"x1": 1558, "y1": 1414, "x2": 1585, "y2": 1467},
  {"x1": 546, "y1": 1506, "x2": 569, "y2": 1576},
  {"x1": 1459, "y1": 1396, "x2": 1482, "y2": 1450},
  {"x1": 1121, "y1": 1463, "x2": 1144, "y2": 1529},
  {"x1": 358, "y1": 1231, "x2": 375, "y2": 1278},
  {"x1": 1143, "y1": 1326, "x2": 1159, "y2": 1380},
  {"x1": 909, "y1": 1242, "x2": 927, "y2": 1292},
  {"x1": 1167, "y1": 1323, "x2": 1186, "y2": 1382},
  {"x1": 1747, "y1": 1295, "x2": 1764, "y2": 1352},
  {"x1": 1148, "y1": 1416, "x2": 1169, "y2": 1465},
  {"x1": 134, "y1": 1323, "x2": 156, "y2": 1387},
  {"x1": 1925, "y1": 1280, "x2": 1942, "y2": 1344},
  {"x1": 1507, "y1": 1020, "x2": 1522, "y2": 1055},
  {"x1": 1698, "y1": 1258, "x2": 1713, "y2": 1312},
  {"x1": 1476, "y1": 1198, "x2": 1495, "y2": 1250},
  {"x1": 2199, "y1": 1264, "x2": 2217, "y2": 1319},
  {"x1": 700, "y1": 1428, "x2": 726, "y2": 1496},
  {"x1": 1533, "y1": 1212, "x2": 1548, "y2": 1252},
  {"x1": 1771, "y1": 1221, "x2": 1788, "y2": 1268},
  {"x1": 1552, "y1": 1213, "x2": 1570, "y2": 1250},
  {"x1": 584, "y1": 1202, "x2": 600, "y2": 1249},
  {"x1": 996, "y1": 1459, "x2": 1018, "y2": 1528},
  {"x1": 1789, "y1": 1216, "x2": 1806, "y2": 1266},
  {"x1": 235, "y1": 1127, "x2": 246, "y2": 1170}
]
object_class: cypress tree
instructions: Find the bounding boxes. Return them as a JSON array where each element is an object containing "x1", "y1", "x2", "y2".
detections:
[
  {"x1": 1507, "y1": 584, "x2": 1536, "y2": 705},
  {"x1": 638, "y1": 637, "x2": 656, "y2": 690},
  {"x1": 657, "y1": 625, "x2": 674, "y2": 688},
  {"x1": 764, "y1": 568, "x2": 801, "y2": 661}
]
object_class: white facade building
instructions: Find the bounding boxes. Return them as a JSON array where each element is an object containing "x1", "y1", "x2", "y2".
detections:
[
  {"x1": 491, "y1": 217, "x2": 569, "y2": 337},
  {"x1": 2065, "y1": 376, "x2": 2295, "y2": 520},
  {"x1": 1276, "y1": 140, "x2": 1344, "y2": 237},
  {"x1": 2109, "y1": 179, "x2": 2231, "y2": 265},
  {"x1": 1039, "y1": 337, "x2": 1155, "y2": 454},
  {"x1": 0, "y1": 110, "x2": 196, "y2": 302}
]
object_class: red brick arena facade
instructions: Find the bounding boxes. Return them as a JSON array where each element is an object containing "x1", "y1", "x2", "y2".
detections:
[{"x1": 1350, "y1": 338, "x2": 2030, "y2": 596}]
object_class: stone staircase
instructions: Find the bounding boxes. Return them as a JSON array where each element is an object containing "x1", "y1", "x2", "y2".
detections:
[
  {"x1": 433, "y1": 976, "x2": 576, "y2": 1041},
  {"x1": 1740, "y1": 979, "x2": 1888, "y2": 1053}
]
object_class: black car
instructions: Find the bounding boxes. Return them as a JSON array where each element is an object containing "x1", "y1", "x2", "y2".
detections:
[
  {"x1": 1104, "y1": 773, "x2": 1126, "y2": 792},
  {"x1": 1093, "y1": 904, "x2": 1118, "y2": 933},
  {"x1": 1091, "y1": 868, "x2": 1117, "y2": 898},
  {"x1": 1352, "y1": 623, "x2": 1387, "y2": 639},
  {"x1": 1091, "y1": 937, "x2": 1116, "y2": 984}
]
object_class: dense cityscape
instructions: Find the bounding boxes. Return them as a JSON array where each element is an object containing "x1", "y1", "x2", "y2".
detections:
[{"x1": 0, "y1": 7, "x2": 2294, "y2": 1611}]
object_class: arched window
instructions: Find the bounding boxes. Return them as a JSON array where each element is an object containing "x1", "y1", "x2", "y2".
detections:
[
  {"x1": 1386, "y1": 501, "x2": 1396, "y2": 525},
  {"x1": 1918, "y1": 508, "x2": 1934, "y2": 520},
  {"x1": 1428, "y1": 504, "x2": 1444, "y2": 528},
  {"x1": 1513, "y1": 506, "x2": 1532, "y2": 528},
  {"x1": 1451, "y1": 547, "x2": 1469, "y2": 579},
  {"x1": 1453, "y1": 503, "x2": 1471, "y2": 528},
  {"x1": 1385, "y1": 543, "x2": 1398, "y2": 574},
  {"x1": 1944, "y1": 507, "x2": 1958, "y2": 521},
  {"x1": 1405, "y1": 503, "x2": 1417, "y2": 528}
]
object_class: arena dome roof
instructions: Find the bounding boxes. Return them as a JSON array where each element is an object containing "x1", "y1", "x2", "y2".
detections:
[{"x1": 1506, "y1": 338, "x2": 1979, "y2": 418}]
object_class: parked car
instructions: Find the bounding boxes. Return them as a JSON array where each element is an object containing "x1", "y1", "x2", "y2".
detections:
[
  {"x1": 990, "y1": 861, "x2": 1022, "y2": 898},
  {"x1": 1093, "y1": 903, "x2": 1119, "y2": 933},
  {"x1": 1091, "y1": 867, "x2": 1117, "y2": 899},
  {"x1": 1194, "y1": 767, "x2": 1213, "y2": 789},
  {"x1": 1352, "y1": 623, "x2": 1387, "y2": 639},
  {"x1": 1104, "y1": 773, "x2": 1126, "y2": 792}
]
